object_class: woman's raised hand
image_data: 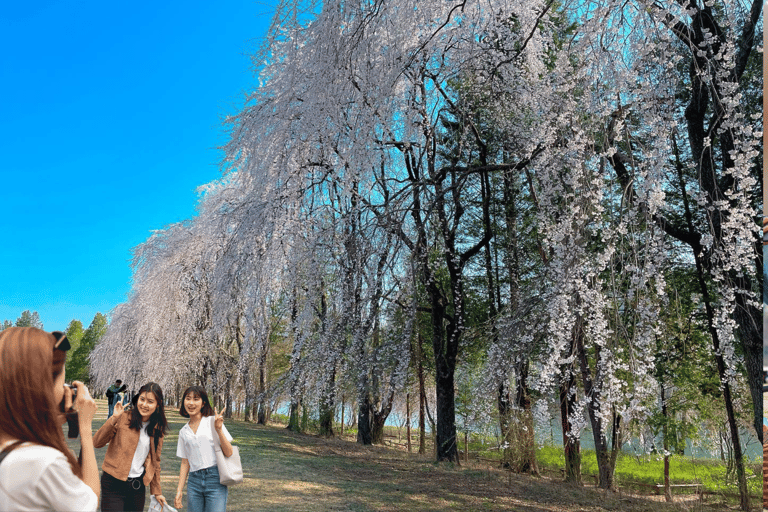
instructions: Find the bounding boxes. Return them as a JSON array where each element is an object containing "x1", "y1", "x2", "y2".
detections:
[
  {"x1": 214, "y1": 407, "x2": 224, "y2": 432},
  {"x1": 113, "y1": 401, "x2": 124, "y2": 418},
  {"x1": 71, "y1": 381, "x2": 97, "y2": 423}
]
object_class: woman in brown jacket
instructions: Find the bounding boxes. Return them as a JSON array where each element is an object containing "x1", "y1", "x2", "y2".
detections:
[{"x1": 94, "y1": 382, "x2": 169, "y2": 512}]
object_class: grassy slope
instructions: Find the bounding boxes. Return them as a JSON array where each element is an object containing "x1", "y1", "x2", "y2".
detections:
[{"x1": 66, "y1": 400, "x2": 755, "y2": 511}]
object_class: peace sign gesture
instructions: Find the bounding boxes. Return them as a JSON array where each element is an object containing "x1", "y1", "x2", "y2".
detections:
[
  {"x1": 213, "y1": 407, "x2": 225, "y2": 432},
  {"x1": 211, "y1": 406, "x2": 234, "y2": 458}
]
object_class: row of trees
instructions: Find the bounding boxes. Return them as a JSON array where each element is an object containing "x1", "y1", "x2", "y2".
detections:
[
  {"x1": 91, "y1": 0, "x2": 762, "y2": 508},
  {"x1": 1, "y1": 310, "x2": 108, "y2": 385}
]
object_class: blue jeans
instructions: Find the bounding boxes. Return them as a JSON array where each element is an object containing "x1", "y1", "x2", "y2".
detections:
[{"x1": 187, "y1": 465, "x2": 228, "y2": 512}]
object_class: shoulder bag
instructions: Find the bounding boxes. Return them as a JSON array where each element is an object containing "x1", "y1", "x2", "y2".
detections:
[{"x1": 210, "y1": 416, "x2": 243, "y2": 485}]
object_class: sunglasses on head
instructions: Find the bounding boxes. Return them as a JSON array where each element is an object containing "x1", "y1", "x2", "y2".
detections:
[{"x1": 52, "y1": 331, "x2": 71, "y2": 351}]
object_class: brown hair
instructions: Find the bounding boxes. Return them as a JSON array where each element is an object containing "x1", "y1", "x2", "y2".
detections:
[{"x1": 0, "y1": 327, "x2": 81, "y2": 476}]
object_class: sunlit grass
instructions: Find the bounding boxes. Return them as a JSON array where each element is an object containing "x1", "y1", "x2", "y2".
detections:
[{"x1": 536, "y1": 444, "x2": 762, "y2": 496}]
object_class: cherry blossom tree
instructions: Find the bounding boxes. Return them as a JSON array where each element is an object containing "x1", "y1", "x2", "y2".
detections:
[{"x1": 91, "y1": 1, "x2": 761, "y2": 504}]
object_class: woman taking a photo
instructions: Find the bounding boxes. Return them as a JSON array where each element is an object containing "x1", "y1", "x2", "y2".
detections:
[
  {"x1": 0, "y1": 327, "x2": 100, "y2": 512},
  {"x1": 174, "y1": 386, "x2": 233, "y2": 512},
  {"x1": 93, "y1": 381, "x2": 169, "y2": 511}
]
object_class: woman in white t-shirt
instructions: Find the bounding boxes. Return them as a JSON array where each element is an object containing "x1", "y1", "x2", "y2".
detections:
[
  {"x1": 0, "y1": 327, "x2": 100, "y2": 512},
  {"x1": 174, "y1": 386, "x2": 233, "y2": 512}
]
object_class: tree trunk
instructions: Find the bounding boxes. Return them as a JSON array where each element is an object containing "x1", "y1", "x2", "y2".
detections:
[
  {"x1": 257, "y1": 402, "x2": 268, "y2": 425},
  {"x1": 357, "y1": 394, "x2": 373, "y2": 445},
  {"x1": 318, "y1": 366, "x2": 336, "y2": 437},
  {"x1": 406, "y1": 392, "x2": 412, "y2": 453},
  {"x1": 242, "y1": 370, "x2": 253, "y2": 423},
  {"x1": 498, "y1": 381, "x2": 511, "y2": 447},
  {"x1": 513, "y1": 357, "x2": 538, "y2": 475},
  {"x1": 319, "y1": 405, "x2": 334, "y2": 437},
  {"x1": 661, "y1": 384, "x2": 672, "y2": 502},
  {"x1": 690, "y1": 243, "x2": 749, "y2": 509},
  {"x1": 224, "y1": 387, "x2": 233, "y2": 419},
  {"x1": 608, "y1": 410, "x2": 622, "y2": 482},
  {"x1": 370, "y1": 384, "x2": 396, "y2": 445},
  {"x1": 371, "y1": 410, "x2": 387, "y2": 444},
  {"x1": 287, "y1": 400, "x2": 301, "y2": 432},
  {"x1": 257, "y1": 341, "x2": 269, "y2": 425},
  {"x1": 559, "y1": 368, "x2": 581, "y2": 485},
  {"x1": 434, "y1": 359, "x2": 458, "y2": 462},
  {"x1": 417, "y1": 333, "x2": 426, "y2": 455},
  {"x1": 287, "y1": 287, "x2": 302, "y2": 433},
  {"x1": 427, "y1": 276, "x2": 459, "y2": 463},
  {"x1": 733, "y1": 273, "x2": 763, "y2": 444},
  {"x1": 574, "y1": 314, "x2": 613, "y2": 489}
]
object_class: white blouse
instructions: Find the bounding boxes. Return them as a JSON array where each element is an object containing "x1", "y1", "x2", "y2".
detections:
[
  {"x1": 176, "y1": 416, "x2": 232, "y2": 472},
  {"x1": 0, "y1": 442, "x2": 98, "y2": 512},
  {"x1": 129, "y1": 421, "x2": 151, "y2": 478}
]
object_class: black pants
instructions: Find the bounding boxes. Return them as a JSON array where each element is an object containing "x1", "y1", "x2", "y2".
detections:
[{"x1": 100, "y1": 471, "x2": 146, "y2": 512}]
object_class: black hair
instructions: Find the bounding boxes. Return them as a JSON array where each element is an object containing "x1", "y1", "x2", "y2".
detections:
[
  {"x1": 129, "y1": 382, "x2": 169, "y2": 444},
  {"x1": 179, "y1": 385, "x2": 215, "y2": 418}
]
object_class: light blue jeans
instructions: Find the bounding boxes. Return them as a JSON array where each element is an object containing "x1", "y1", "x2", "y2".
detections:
[{"x1": 187, "y1": 465, "x2": 228, "y2": 512}]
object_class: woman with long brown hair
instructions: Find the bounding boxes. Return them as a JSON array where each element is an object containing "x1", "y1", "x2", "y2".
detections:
[
  {"x1": 0, "y1": 326, "x2": 100, "y2": 511},
  {"x1": 94, "y1": 381, "x2": 169, "y2": 511}
]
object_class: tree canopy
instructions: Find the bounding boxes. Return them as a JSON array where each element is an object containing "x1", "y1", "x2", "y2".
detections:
[{"x1": 91, "y1": 0, "x2": 762, "y2": 507}]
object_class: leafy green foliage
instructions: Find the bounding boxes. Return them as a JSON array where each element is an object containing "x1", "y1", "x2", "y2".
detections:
[
  {"x1": 64, "y1": 319, "x2": 85, "y2": 378},
  {"x1": 67, "y1": 313, "x2": 107, "y2": 383}
]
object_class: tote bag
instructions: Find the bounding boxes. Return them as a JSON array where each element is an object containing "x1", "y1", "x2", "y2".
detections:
[{"x1": 210, "y1": 416, "x2": 243, "y2": 486}]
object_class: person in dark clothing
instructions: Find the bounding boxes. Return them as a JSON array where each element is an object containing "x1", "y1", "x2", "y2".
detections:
[{"x1": 106, "y1": 380, "x2": 127, "y2": 419}]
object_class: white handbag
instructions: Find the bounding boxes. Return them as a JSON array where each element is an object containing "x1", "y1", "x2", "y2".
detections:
[{"x1": 211, "y1": 416, "x2": 244, "y2": 485}]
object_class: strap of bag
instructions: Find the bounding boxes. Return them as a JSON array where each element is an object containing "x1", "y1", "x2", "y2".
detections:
[{"x1": 0, "y1": 440, "x2": 25, "y2": 466}]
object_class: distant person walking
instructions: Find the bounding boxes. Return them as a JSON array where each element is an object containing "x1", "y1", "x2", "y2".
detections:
[
  {"x1": 94, "y1": 381, "x2": 169, "y2": 512},
  {"x1": 174, "y1": 386, "x2": 233, "y2": 512},
  {"x1": 0, "y1": 327, "x2": 100, "y2": 511},
  {"x1": 106, "y1": 380, "x2": 127, "y2": 419}
]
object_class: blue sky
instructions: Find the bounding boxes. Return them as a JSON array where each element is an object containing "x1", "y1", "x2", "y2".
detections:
[{"x1": 1, "y1": 1, "x2": 276, "y2": 330}]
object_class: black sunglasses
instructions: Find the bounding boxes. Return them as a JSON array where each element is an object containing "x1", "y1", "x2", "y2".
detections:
[{"x1": 52, "y1": 331, "x2": 71, "y2": 351}]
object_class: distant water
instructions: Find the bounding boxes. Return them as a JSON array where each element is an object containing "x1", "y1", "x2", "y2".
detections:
[
  {"x1": 279, "y1": 401, "x2": 763, "y2": 461},
  {"x1": 534, "y1": 418, "x2": 763, "y2": 461}
]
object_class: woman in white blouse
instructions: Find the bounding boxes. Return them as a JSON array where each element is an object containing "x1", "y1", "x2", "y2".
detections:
[
  {"x1": 0, "y1": 327, "x2": 100, "y2": 512},
  {"x1": 174, "y1": 386, "x2": 233, "y2": 512}
]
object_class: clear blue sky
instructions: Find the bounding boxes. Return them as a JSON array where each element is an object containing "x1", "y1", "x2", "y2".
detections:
[{"x1": 1, "y1": 1, "x2": 276, "y2": 330}]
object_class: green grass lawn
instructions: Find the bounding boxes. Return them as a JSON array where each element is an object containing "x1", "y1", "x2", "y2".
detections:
[
  {"x1": 535, "y1": 445, "x2": 762, "y2": 496},
  {"x1": 65, "y1": 400, "x2": 759, "y2": 511}
]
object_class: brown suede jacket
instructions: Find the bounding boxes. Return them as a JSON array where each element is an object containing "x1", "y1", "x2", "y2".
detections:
[{"x1": 93, "y1": 413, "x2": 163, "y2": 496}]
